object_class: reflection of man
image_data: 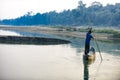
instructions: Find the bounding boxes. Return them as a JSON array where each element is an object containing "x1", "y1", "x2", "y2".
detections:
[
  {"x1": 85, "y1": 28, "x2": 94, "y2": 55},
  {"x1": 84, "y1": 61, "x2": 89, "y2": 80}
]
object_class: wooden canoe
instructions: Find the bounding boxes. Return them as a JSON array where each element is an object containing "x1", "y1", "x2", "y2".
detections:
[{"x1": 83, "y1": 47, "x2": 96, "y2": 64}]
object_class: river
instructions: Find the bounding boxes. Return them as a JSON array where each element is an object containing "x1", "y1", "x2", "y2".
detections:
[{"x1": 0, "y1": 30, "x2": 120, "y2": 80}]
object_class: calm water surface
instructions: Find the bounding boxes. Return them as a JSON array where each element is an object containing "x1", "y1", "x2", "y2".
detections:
[
  {"x1": 0, "y1": 30, "x2": 120, "y2": 80},
  {"x1": 0, "y1": 43, "x2": 120, "y2": 80}
]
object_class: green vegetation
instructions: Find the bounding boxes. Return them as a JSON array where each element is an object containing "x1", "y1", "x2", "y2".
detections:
[
  {"x1": 112, "y1": 31, "x2": 120, "y2": 38},
  {"x1": 56, "y1": 26, "x2": 120, "y2": 38},
  {"x1": 93, "y1": 28, "x2": 120, "y2": 38}
]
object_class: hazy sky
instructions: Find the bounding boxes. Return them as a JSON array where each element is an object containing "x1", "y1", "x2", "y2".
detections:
[{"x1": 0, "y1": 0, "x2": 120, "y2": 20}]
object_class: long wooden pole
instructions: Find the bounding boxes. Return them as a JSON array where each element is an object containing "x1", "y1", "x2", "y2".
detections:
[{"x1": 93, "y1": 30, "x2": 103, "y2": 61}]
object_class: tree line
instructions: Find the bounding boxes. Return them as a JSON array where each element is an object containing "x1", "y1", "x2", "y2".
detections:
[{"x1": 0, "y1": 1, "x2": 120, "y2": 27}]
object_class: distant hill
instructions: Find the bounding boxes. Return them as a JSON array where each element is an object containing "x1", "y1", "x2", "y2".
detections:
[{"x1": 1, "y1": 1, "x2": 120, "y2": 27}]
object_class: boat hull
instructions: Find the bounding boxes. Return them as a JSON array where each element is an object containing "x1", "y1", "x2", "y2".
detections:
[{"x1": 83, "y1": 47, "x2": 96, "y2": 64}]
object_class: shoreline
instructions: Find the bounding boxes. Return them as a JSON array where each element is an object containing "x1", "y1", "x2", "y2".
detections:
[
  {"x1": 0, "y1": 26, "x2": 120, "y2": 42},
  {"x1": 0, "y1": 36, "x2": 70, "y2": 45}
]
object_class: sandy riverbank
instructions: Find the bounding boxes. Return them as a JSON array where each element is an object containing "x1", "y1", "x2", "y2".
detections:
[{"x1": 0, "y1": 26, "x2": 119, "y2": 41}]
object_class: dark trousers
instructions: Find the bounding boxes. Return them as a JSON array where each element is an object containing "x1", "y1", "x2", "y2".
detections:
[{"x1": 85, "y1": 43, "x2": 90, "y2": 55}]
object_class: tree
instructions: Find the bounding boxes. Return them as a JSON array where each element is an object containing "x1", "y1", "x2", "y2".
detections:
[{"x1": 1, "y1": 1, "x2": 120, "y2": 27}]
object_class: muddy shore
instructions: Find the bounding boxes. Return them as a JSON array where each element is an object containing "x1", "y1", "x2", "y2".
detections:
[{"x1": 0, "y1": 36, "x2": 70, "y2": 45}]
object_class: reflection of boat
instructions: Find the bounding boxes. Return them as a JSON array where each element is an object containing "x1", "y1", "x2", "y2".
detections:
[{"x1": 83, "y1": 47, "x2": 96, "y2": 64}]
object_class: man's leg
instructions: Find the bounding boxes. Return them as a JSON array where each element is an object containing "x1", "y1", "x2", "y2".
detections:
[{"x1": 85, "y1": 44, "x2": 90, "y2": 55}]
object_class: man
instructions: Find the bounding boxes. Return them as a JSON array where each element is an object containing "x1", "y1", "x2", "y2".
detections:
[{"x1": 85, "y1": 28, "x2": 94, "y2": 55}]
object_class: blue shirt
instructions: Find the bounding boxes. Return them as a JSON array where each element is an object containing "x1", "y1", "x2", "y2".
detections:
[{"x1": 85, "y1": 32, "x2": 93, "y2": 44}]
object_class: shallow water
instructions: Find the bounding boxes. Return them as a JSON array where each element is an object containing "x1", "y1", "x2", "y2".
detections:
[
  {"x1": 0, "y1": 43, "x2": 120, "y2": 80},
  {"x1": 0, "y1": 30, "x2": 120, "y2": 80},
  {"x1": 0, "y1": 30, "x2": 21, "y2": 36}
]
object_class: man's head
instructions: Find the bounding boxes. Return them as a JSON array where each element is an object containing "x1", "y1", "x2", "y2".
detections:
[
  {"x1": 88, "y1": 30, "x2": 92, "y2": 34},
  {"x1": 88, "y1": 27, "x2": 92, "y2": 34}
]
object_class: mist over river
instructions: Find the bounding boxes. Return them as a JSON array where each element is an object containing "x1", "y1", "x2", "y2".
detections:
[{"x1": 0, "y1": 30, "x2": 120, "y2": 80}]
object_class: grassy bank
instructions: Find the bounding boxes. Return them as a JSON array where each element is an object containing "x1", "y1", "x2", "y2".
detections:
[
  {"x1": 60, "y1": 26, "x2": 120, "y2": 36},
  {"x1": 93, "y1": 28, "x2": 120, "y2": 38},
  {"x1": 0, "y1": 25, "x2": 120, "y2": 41}
]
